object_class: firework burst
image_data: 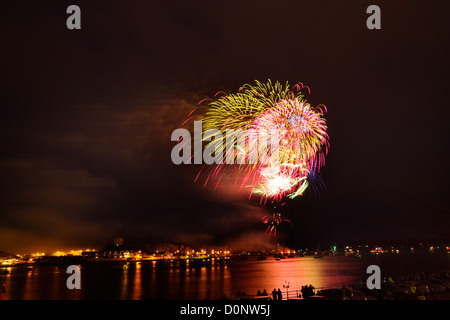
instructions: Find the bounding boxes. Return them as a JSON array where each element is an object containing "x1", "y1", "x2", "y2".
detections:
[
  {"x1": 179, "y1": 80, "x2": 329, "y2": 238},
  {"x1": 195, "y1": 79, "x2": 329, "y2": 202}
]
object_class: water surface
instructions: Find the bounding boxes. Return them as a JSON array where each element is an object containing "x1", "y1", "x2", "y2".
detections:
[{"x1": 1, "y1": 253, "x2": 448, "y2": 300}]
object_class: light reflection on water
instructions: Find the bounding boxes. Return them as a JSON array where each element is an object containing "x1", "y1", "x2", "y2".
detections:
[
  {"x1": 230, "y1": 256, "x2": 366, "y2": 297},
  {"x1": 1, "y1": 254, "x2": 448, "y2": 300}
]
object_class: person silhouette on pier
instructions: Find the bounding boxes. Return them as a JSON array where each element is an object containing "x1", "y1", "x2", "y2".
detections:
[
  {"x1": 308, "y1": 284, "x2": 315, "y2": 295},
  {"x1": 277, "y1": 288, "x2": 282, "y2": 300},
  {"x1": 272, "y1": 288, "x2": 277, "y2": 300}
]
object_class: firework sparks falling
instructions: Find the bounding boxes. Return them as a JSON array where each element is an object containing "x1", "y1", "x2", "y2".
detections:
[{"x1": 261, "y1": 212, "x2": 291, "y2": 237}]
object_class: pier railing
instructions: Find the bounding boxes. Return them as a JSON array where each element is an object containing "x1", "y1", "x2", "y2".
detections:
[{"x1": 233, "y1": 284, "x2": 353, "y2": 300}]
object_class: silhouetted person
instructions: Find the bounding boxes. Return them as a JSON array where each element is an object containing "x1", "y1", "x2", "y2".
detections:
[
  {"x1": 272, "y1": 288, "x2": 277, "y2": 300},
  {"x1": 262, "y1": 289, "x2": 268, "y2": 296},
  {"x1": 301, "y1": 286, "x2": 306, "y2": 298},
  {"x1": 257, "y1": 289, "x2": 262, "y2": 296},
  {"x1": 277, "y1": 288, "x2": 282, "y2": 300},
  {"x1": 308, "y1": 284, "x2": 315, "y2": 296}
]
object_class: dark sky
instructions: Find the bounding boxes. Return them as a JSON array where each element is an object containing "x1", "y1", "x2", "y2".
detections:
[{"x1": 1, "y1": 0, "x2": 449, "y2": 253}]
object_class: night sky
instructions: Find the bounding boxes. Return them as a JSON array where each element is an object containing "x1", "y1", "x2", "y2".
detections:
[{"x1": 1, "y1": 1, "x2": 449, "y2": 253}]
